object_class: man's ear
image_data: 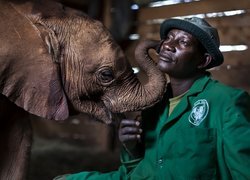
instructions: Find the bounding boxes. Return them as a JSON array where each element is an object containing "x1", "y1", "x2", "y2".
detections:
[{"x1": 198, "y1": 53, "x2": 212, "y2": 69}]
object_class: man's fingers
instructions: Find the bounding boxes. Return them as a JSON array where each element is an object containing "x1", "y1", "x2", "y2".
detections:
[
  {"x1": 119, "y1": 127, "x2": 142, "y2": 135},
  {"x1": 120, "y1": 119, "x2": 141, "y2": 128},
  {"x1": 120, "y1": 134, "x2": 141, "y2": 142},
  {"x1": 119, "y1": 118, "x2": 143, "y2": 145}
]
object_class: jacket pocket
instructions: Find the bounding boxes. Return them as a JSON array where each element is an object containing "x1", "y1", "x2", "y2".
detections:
[{"x1": 166, "y1": 128, "x2": 217, "y2": 178}]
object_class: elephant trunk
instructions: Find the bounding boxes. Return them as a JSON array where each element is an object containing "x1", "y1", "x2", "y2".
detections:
[{"x1": 109, "y1": 40, "x2": 167, "y2": 113}]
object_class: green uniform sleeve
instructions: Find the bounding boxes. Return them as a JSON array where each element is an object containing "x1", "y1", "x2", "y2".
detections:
[
  {"x1": 54, "y1": 166, "x2": 126, "y2": 180},
  {"x1": 223, "y1": 91, "x2": 250, "y2": 179},
  {"x1": 65, "y1": 169, "x2": 124, "y2": 180},
  {"x1": 53, "y1": 147, "x2": 143, "y2": 180},
  {"x1": 120, "y1": 147, "x2": 143, "y2": 174}
]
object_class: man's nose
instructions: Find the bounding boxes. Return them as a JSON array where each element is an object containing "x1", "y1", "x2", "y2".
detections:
[{"x1": 162, "y1": 41, "x2": 175, "y2": 52}]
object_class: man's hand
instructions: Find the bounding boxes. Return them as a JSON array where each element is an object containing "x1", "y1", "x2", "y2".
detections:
[{"x1": 118, "y1": 116, "x2": 144, "y2": 158}]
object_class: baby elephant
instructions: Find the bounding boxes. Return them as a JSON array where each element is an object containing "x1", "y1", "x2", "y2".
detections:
[{"x1": 0, "y1": 0, "x2": 166, "y2": 179}]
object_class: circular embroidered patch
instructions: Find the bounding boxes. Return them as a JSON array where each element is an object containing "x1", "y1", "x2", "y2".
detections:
[{"x1": 188, "y1": 99, "x2": 209, "y2": 126}]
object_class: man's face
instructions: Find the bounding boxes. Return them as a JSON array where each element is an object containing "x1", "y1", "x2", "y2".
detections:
[{"x1": 158, "y1": 29, "x2": 204, "y2": 79}]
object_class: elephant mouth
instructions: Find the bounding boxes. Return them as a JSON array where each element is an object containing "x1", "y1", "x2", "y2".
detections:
[
  {"x1": 101, "y1": 98, "x2": 126, "y2": 123},
  {"x1": 94, "y1": 109, "x2": 124, "y2": 125},
  {"x1": 104, "y1": 106, "x2": 125, "y2": 124},
  {"x1": 106, "y1": 112, "x2": 125, "y2": 127},
  {"x1": 106, "y1": 109, "x2": 113, "y2": 124}
]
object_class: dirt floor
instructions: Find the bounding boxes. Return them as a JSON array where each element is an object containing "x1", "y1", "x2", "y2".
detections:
[{"x1": 27, "y1": 115, "x2": 121, "y2": 180}]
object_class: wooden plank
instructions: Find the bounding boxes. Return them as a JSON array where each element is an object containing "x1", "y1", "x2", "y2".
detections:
[
  {"x1": 218, "y1": 27, "x2": 250, "y2": 45},
  {"x1": 135, "y1": 26, "x2": 250, "y2": 45},
  {"x1": 211, "y1": 66, "x2": 250, "y2": 91},
  {"x1": 222, "y1": 50, "x2": 250, "y2": 66},
  {"x1": 136, "y1": 12, "x2": 250, "y2": 34},
  {"x1": 103, "y1": 0, "x2": 112, "y2": 28},
  {"x1": 208, "y1": 12, "x2": 250, "y2": 28},
  {"x1": 138, "y1": 0, "x2": 250, "y2": 21},
  {"x1": 135, "y1": 13, "x2": 250, "y2": 45}
]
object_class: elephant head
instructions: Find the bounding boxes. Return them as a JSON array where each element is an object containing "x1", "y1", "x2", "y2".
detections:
[{"x1": 0, "y1": 0, "x2": 167, "y2": 124}]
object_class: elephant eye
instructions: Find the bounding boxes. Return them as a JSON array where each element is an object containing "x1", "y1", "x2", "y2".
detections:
[{"x1": 98, "y1": 68, "x2": 114, "y2": 84}]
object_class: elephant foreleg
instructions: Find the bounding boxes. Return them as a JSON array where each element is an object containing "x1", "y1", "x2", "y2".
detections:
[{"x1": 0, "y1": 96, "x2": 32, "y2": 180}]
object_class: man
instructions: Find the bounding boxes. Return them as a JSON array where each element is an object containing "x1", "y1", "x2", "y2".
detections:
[{"x1": 56, "y1": 17, "x2": 250, "y2": 179}]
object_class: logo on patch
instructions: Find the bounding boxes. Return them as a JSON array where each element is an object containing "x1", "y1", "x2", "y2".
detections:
[{"x1": 189, "y1": 99, "x2": 209, "y2": 126}]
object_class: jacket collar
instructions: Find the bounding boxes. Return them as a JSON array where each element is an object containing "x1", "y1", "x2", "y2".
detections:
[
  {"x1": 166, "y1": 73, "x2": 211, "y2": 123},
  {"x1": 186, "y1": 72, "x2": 211, "y2": 97}
]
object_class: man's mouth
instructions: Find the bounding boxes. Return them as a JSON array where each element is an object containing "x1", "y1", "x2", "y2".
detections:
[{"x1": 159, "y1": 55, "x2": 176, "y2": 63}]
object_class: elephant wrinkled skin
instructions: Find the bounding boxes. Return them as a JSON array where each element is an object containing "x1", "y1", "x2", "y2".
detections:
[{"x1": 0, "y1": 0, "x2": 166, "y2": 179}]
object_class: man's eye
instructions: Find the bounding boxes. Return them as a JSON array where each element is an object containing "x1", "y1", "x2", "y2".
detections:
[
  {"x1": 180, "y1": 40, "x2": 189, "y2": 46},
  {"x1": 165, "y1": 35, "x2": 172, "y2": 41}
]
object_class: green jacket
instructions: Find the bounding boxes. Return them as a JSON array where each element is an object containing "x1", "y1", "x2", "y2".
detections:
[{"x1": 63, "y1": 75, "x2": 250, "y2": 180}]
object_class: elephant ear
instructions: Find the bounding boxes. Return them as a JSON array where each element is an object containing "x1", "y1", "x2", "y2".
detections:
[{"x1": 0, "y1": 3, "x2": 69, "y2": 120}]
